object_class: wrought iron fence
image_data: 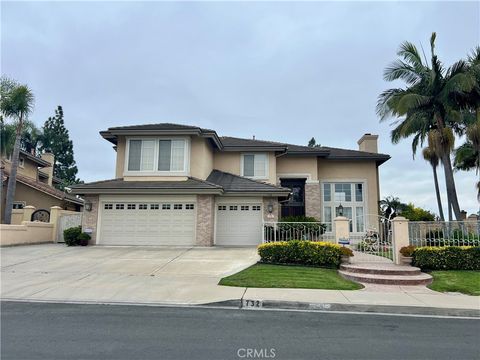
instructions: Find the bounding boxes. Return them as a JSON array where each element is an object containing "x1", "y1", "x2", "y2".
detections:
[
  {"x1": 349, "y1": 217, "x2": 394, "y2": 262},
  {"x1": 263, "y1": 222, "x2": 334, "y2": 243},
  {"x1": 408, "y1": 221, "x2": 480, "y2": 247}
]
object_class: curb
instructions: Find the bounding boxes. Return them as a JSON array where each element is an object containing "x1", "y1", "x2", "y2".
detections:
[{"x1": 204, "y1": 299, "x2": 480, "y2": 318}]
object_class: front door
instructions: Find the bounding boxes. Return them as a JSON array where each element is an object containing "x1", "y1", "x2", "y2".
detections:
[{"x1": 280, "y1": 179, "x2": 306, "y2": 217}]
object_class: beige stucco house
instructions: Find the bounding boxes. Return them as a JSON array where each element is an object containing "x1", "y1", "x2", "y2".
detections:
[
  {"x1": 71, "y1": 123, "x2": 390, "y2": 246},
  {"x1": 1, "y1": 150, "x2": 83, "y2": 223}
]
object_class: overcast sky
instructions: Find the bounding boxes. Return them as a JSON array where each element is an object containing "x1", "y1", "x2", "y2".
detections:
[{"x1": 2, "y1": 1, "x2": 479, "y2": 215}]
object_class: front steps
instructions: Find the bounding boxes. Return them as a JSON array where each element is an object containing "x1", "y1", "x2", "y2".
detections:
[{"x1": 339, "y1": 263, "x2": 433, "y2": 286}]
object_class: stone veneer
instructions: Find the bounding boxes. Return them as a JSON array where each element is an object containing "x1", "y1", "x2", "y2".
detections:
[
  {"x1": 81, "y1": 195, "x2": 99, "y2": 244},
  {"x1": 263, "y1": 197, "x2": 279, "y2": 222},
  {"x1": 196, "y1": 194, "x2": 215, "y2": 246},
  {"x1": 305, "y1": 183, "x2": 321, "y2": 220}
]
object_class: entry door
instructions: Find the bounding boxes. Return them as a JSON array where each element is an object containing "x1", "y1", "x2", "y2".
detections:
[
  {"x1": 280, "y1": 179, "x2": 306, "y2": 217},
  {"x1": 216, "y1": 203, "x2": 263, "y2": 246}
]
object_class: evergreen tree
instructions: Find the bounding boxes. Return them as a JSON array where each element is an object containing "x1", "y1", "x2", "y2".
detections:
[
  {"x1": 308, "y1": 137, "x2": 316, "y2": 147},
  {"x1": 40, "y1": 106, "x2": 79, "y2": 189}
]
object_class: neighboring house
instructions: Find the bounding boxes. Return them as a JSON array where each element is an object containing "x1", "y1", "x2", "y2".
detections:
[
  {"x1": 1, "y1": 149, "x2": 83, "y2": 223},
  {"x1": 71, "y1": 123, "x2": 390, "y2": 246}
]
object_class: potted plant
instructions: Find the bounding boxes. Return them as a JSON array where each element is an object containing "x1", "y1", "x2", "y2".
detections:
[
  {"x1": 340, "y1": 246, "x2": 354, "y2": 264},
  {"x1": 77, "y1": 232, "x2": 91, "y2": 246},
  {"x1": 399, "y1": 245, "x2": 415, "y2": 265}
]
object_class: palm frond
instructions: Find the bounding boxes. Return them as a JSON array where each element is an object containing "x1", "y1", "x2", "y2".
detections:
[
  {"x1": 376, "y1": 88, "x2": 405, "y2": 121},
  {"x1": 383, "y1": 60, "x2": 422, "y2": 84},
  {"x1": 397, "y1": 93, "x2": 432, "y2": 115}
]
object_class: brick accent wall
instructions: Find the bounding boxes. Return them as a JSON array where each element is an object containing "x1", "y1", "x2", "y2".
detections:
[
  {"x1": 196, "y1": 195, "x2": 215, "y2": 246},
  {"x1": 263, "y1": 197, "x2": 279, "y2": 222},
  {"x1": 305, "y1": 183, "x2": 321, "y2": 220},
  {"x1": 81, "y1": 195, "x2": 99, "y2": 244}
]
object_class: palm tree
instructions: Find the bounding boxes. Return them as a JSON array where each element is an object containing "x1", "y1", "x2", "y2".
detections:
[
  {"x1": 379, "y1": 196, "x2": 406, "y2": 220},
  {"x1": 377, "y1": 33, "x2": 475, "y2": 220},
  {"x1": 454, "y1": 121, "x2": 480, "y2": 199},
  {"x1": 0, "y1": 77, "x2": 35, "y2": 224},
  {"x1": 422, "y1": 139, "x2": 445, "y2": 221}
]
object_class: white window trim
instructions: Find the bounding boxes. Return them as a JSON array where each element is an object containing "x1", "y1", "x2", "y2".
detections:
[
  {"x1": 321, "y1": 180, "x2": 368, "y2": 234},
  {"x1": 240, "y1": 153, "x2": 269, "y2": 180},
  {"x1": 123, "y1": 136, "x2": 190, "y2": 177}
]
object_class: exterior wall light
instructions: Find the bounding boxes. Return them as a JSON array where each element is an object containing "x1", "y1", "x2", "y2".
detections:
[
  {"x1": 267, "y1": 202, "x2": 274, "y2": 214},
  {"x1": 338, "y1": 203, "x2": 344, "y2": 216},
  {"x1": 84, "y1": 200, "x2": 92, "y2": 212}
]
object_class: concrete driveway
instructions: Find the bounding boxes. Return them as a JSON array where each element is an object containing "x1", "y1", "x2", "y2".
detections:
[{"x1": 1, "y1": 244, "x2": 258, "y2": 305}]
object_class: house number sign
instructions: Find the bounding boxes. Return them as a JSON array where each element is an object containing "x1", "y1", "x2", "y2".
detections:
[{"x1": 242, "y1": 299, "x2": 262, "y2": 308}]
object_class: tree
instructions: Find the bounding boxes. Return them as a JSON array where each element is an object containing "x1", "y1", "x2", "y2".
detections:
[
  {"x1": 307, "y1": 137, "x2": 321, "y2": 147},
  {"x1": 422, "y1": 136, "x2": 445, "y2": 220},
  {"x1": 379, "y1": 196, "x2": 406, "y2": 220},
  {"x1": 40, "y1": 106, "x2": 79, "y2": 189},
  {"x1": 401, "y1": 203, "x2": 436, "y2": 221},
  {"x1": 377, "y1": 33, "x2": 475, "y2": 220},
  {"x1": 454, "y1": 121, "x2": 480, "y2": 199},
  {"x1": 0, "y1": 77, "x2": 35, "y2": 224}
]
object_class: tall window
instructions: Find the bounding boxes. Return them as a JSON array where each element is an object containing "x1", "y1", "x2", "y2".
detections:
[
  {"x1": 242, "y1": 153, "x2": 267, "y2": 178},
  {"x1": 323, "y1": 182, "x2": 365, "y2": 233},
  {"x1": 127, "y1": 139, "x2": 187, "y2": 173}
]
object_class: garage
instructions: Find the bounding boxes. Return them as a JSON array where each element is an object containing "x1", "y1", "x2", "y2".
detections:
[
  {"x1": 215, "y1": 202, "x2": 263, "y2": 246},
  {"x1": 99, "y1": 199, "x2": 196, "y2": 246}
]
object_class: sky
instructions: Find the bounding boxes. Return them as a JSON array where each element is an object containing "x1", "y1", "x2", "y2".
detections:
[{"x1": 1, "y1": 1, "x2": 479, "y2": 216}]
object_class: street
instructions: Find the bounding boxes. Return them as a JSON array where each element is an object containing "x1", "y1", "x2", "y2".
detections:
[{"x1": 1, "y1": 301, "x2": 479, "y2": 360}]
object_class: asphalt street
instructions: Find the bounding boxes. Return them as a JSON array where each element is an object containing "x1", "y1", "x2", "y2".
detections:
[{"x1": 1, "y1": 301, "x2": 479, "y2": 360}]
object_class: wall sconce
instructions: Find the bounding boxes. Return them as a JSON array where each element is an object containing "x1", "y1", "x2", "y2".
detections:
[
  {"x1": 84, "y1": 200, "x2": 92, "y2": 212},
  {"x1": 267, "y1": 202, "x2": 274, "y2": 214},
  {"x1": 338, "y1": 203, "x2": 344, "y2": 216}
]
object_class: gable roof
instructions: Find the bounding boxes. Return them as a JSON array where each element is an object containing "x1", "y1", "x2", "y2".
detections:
[
  {"x1": 207, "y1": 170, "x2": 290, "y2": 195},
  {"x1": 18, "y1": 150, "x2": 51, "y2": 167}
]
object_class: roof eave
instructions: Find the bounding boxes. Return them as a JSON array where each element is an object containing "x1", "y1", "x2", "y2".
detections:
[{"x1": 70, "y1": 188, "x2": 224, "y2": 195}]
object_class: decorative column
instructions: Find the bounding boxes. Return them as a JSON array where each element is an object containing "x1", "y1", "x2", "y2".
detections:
[
  {"x1": 392, "y1": 216, "x2": 410, "y2": 265},
  {"x1": 22, "y1": 205, "x2": 36, "y2": 222},
  {"x1": 50, "y1": 206, "x2": 63, "y2": 243},
  {"x1": 334, "y1": 216, "x2": 350, "y2": 244}
]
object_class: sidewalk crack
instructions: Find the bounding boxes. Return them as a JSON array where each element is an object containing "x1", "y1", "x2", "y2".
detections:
[{"x1": 149, "y1": 247, "x2": 193, "y2": 275}]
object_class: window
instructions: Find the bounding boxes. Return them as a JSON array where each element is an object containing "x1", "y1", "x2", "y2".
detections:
[
  {"x1": 127, "y1": 138, "x2": 187, "y2": 173},
  {"x1": 13, "y1": 201, "x2": 26, "y2": 210},
  {"x1": 355, "y1": 184, "x2": 363, "y2": 202},
  {"x1": 162, "y1": 204, "x2": 171, "y2": 210},
  {"x1": 323, "y1": 207, "x2": 332, "y2": 231},
  {"x1": 229, "y1": 205, "x2": 238, "y2": 211},
  {"x1": 334, "y1": 183, "x2": 351, "y2": 202},
  {"x1": 19, "y1": 157, "x2": 25, "y2": 167},
  {"x1": 139, "y1": 204, "x2": 148, "y2": 210},
  {"x1": 242, "y1": 154, "x2": 267, "y2": 178},
  {"x1": 356, "y1": 207, "x2": 364, "y2": 233},
  {"x1": 173, "y1": 204, "x2": 183, "y2": 210},
  {"x1": 323, "y1": 183, "x2": 331, "y2": 202},
  {"x1": 127, "y1": 204, "x2": 136, "y2": 210},
  {"x1": 116, "y1": 204, "x2": 124, "y2": 210},
  {"x1": 150, "y1": 204, "x2": 159, "y2": 210},
  {"x1": 104, "y1": 203, "x2": 113, "y2": 210},
  {"x1": 252, "y1": 205, "x2": 261, "y2": 211},
  {"x1": 186, "y1": 204, "x2": 195, "y2": 210},
  {"x1": 241, "y1": 205, "x2": 249, "y2": 211},
  {"x1": 218, "y1": 205, "x2": 227, "y2": 211},
  {"x1": 336, "y1": 206, "x2": 353, "y2": 232}
]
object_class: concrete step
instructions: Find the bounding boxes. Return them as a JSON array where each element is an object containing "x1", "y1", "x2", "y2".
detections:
[
  {"x1": 340, "y1": 263, "x2": 422, "y2": 276},
  {"x1": 339, "y1": 270, "x2": 433, "y2": 286}
]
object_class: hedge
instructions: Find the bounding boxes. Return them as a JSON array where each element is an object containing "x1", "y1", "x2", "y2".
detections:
[
  {"x1": 412, "y1": 246, "x2": 480, "y2": 271},
  {"x1": 257, "y1": 240, "x2": 342, "y2": 268}
]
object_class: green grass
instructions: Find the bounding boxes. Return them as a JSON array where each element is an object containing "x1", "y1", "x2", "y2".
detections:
[
  {"x1": 428, "y1": 271, "x2": 480, "y2": 296},
  {"x1": 219, "y1": 263, "x2": 363, "y2": 290}
]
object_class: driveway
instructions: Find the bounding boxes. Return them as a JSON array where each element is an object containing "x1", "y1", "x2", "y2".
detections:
[{"x1": 1, "y1": 244, "x2": 258, "y2": 305}]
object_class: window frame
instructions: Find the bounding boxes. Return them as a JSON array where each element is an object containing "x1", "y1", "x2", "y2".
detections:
[
  {"x1": 240, "y1": 153, "x2": 269, "y2": 179},
  {"x1": 124, "y1": 136, "x2": 190, "y2": 176}
]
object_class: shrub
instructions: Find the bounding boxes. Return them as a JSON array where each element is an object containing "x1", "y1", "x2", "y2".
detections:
[
  {"x1": 412, "y1": 246, "x2": 480, "y2": 271},
  {"x1": 340, "y1": 247, "x2": 354, "y2": 257},
  {"x1": 400, "y1": 245, "x2": 415, "y2": 257},
  {"x1": 63, "y1": 226, "x2": 82, "y2": 246},
  {"x1": 77, "y1": 232, "x2": 91, "y2": 246},
  {"x1": 257, "y1": 240, "x2": 342, "y2": 268}
]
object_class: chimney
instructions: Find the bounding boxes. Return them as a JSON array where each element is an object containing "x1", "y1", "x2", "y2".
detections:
[
  {"x1": 40, "y1": 150, "x2": 55, "y2": 186},
  {"x1": 357, "y1": 133, "x2": 378, "y2": 153}
]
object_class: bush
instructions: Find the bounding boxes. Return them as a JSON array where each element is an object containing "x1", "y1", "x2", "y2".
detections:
[
  {"x1": 340, "y1": 247, "x2": 354, "y2": 257},
  {"x1": 257, "y1": 240, "x2": 342, "y2": 268},
  {"x1": 412, "y1": 246, "x2": 480, "y2": 271},
  {"x1": 400, "y1": 245, "x2": 415, "y2": 257},
  {"x1": 63, "y1": 226, "x2": 82, "y2": 246}
]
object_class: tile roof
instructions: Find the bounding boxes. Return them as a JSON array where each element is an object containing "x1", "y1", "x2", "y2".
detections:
[
  {"x1": 103, "y1": 123, "x2": 216, "y2": 133},
  {"x1": 206, "y1": 170, "x2": 290, "y2": 194}
]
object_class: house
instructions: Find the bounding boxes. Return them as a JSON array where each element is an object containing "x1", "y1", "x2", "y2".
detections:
[
  {"x1": 1, "y1": 149, "x2": 83, "y2": 223},
  {"x1": 70, "y1": 124, "x2": 390, "y2": 246}
]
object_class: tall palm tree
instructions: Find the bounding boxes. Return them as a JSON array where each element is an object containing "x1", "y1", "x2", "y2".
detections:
[
  {"x1": 377, "y1": 33, "x2": 475, "y2": 220},
  {"x1": 454, "y1": 121, "x2": 480, "y2": 200},
  {"x1": 0, "y1": 77, "x2": 35, "y2": 224},
  {"x1": 379, "y1": 196, "x2": 406, "y2": 220},
  {"x1": 422, "y1": 138, "x2": 445, "y2": 221}
]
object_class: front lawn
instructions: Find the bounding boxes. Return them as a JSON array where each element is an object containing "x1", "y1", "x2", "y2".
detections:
[
  {"x1": 428, "y1": 271, "x2": 480, "y2": 296},
  {"x1": 219, "y1": 263, "x2": 362, "y2": 290}
]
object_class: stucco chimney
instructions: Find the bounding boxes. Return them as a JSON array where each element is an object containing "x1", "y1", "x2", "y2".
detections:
[
  {"x1": 40, "y1": 151, "x2": 55, "y2": 186},
  {"x1": 357, "y1": 133, "x2": 378, "y2": 153}
]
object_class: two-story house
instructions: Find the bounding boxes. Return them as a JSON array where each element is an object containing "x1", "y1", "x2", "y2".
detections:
[
  {"x1": 1, "y1": 150, "x2": 84, "y2": 223},
  {"x1": 71, "y1": 123, "x2": 390, "y2": 246}
]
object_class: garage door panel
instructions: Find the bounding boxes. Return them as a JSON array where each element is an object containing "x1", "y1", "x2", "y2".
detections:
[
  {"x1": 99, "y1": 200, "x2": 196, "y2": 246},
  {"x1": 216, "y1": 202, "x2": 263, "y2": 246}
]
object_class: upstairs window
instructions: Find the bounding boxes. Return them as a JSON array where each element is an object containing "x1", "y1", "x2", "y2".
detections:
[
  {"x1": 127, "y1": 138, "x2": 187, "y2": 173},
  {"x1": 242, "y1": 153, "x2": 267, "y2": 178}
]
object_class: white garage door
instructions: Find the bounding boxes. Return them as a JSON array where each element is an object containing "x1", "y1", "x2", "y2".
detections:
[
  {"x1": 99, "y1": 201, "x2": 196, "y2": 246},
  {"x1": 215, "y1": 203, "x2": 263, "y2": 246}
]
